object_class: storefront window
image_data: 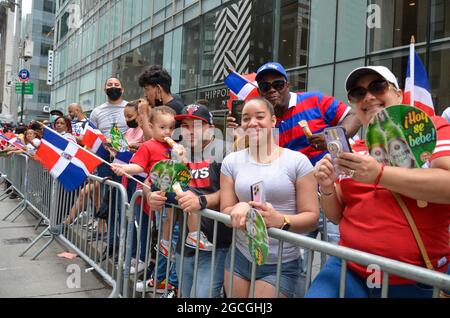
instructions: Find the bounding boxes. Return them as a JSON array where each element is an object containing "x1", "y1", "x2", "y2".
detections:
[
  {"x1": 368, "y1": 0, "x2": 428, "y2": 52},
  {"x1": 308, "y1": 0, "x2": 336, "y2": 66},
  {"x1": 278, "y1": 0, "x2": 310, "y2": 69},
  {"x1": 180, "y1": 19, "x2": 201, "y2": 91},
  {"x1": 431, "y1": 0, "x2": 450, "y2": 40},
  {"x1": 429, "y1": 43, "x2": 450, "y2": 114}
]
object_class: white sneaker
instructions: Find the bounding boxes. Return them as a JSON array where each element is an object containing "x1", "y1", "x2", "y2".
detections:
[
  {"x1": 185, "y1": 231, "x2": 213, "y2": 251},
  {"x1": 123, "y1": 258, "x2": 146, "y2": 274}
]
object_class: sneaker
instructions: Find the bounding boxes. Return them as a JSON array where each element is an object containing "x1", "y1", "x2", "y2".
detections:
[
  {"x1": 136, "y1": 278, "x2": 172, "y2": 294},
  {"x1": 123, "y1": 258, "x2": 146, "y2": 274},
  {"x1": 185, "y1": 231, "x2": 213, "y2": 251},
  {"x1": 158, "y1": 239, "x2": 170, "y2": 258},
  {"x1": 161, "y1": 288, "x2": 178, "y2": 298}
]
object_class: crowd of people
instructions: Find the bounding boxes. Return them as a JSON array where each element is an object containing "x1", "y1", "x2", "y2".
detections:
[{"x1": 0, "y1": 62, "x2": 449, "y2": 299}]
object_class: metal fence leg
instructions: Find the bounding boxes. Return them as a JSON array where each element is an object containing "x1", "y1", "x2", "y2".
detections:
[
  {"x1": 19, "y1": 226, "x2": 51, "y2": 257},
  {"x1": 31, "y1": 235, "x2": 55, "y2": 261},
  {"x1": 2, "y1": 200, "x2": 25, "y2": 221},
  {"x1": 10, "y1": 204, "x2": 29, "y2": 223}
]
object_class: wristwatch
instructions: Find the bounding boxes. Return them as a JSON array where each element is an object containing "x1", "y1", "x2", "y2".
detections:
[
  {"x1": 281, "y1": 215, "x2": 291, "y2": 231},
  {"x1": 198, "y1": 195, "x2": 207, "y2": 210}
]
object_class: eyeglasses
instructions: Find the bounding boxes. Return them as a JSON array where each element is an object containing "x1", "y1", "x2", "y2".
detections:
[
  {"x1": 347, "y1": 79, "x2": 391, "y2": 103},
  {"x1": 258, "y1": 80, "x2": 287, "y2": 93}
]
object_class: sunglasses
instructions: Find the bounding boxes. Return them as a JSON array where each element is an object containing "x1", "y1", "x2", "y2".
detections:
[
  {"x1": 258, "y1": 80, "x2": 287, "y2": 93},
  {"x1": 347, "y1": 79, "x2": 391, "y2": 103}
]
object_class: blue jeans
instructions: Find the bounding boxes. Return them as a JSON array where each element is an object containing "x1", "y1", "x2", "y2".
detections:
[
  {"x1": 294, "y1": 212, "x2": 340, "y2": 298},
  {"x1": 305, "y1": 256, "x2": 434, "y2": 298},
  {"x1": 153, "y1": 221, "x2": 179, "y2": 287},
  {"x1": 224, "y1": 247, "x2": 299, "y2": 298},
  {"x1": 176, "y1": 248, "x2": 229, "y2": 298},
  {"x1": 131, "y1": 205, "x2": 150, "y2": 263}
]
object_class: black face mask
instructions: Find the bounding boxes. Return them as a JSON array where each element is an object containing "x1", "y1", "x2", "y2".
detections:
[
  {"x1": 106, "y1": 87, "x2": 123, "y2": 101},
  {"x1": 126, "y1": 119, "x2": 139, "y2": 129}
]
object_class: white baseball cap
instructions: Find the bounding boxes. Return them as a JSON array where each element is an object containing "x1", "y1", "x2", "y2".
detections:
[{"x1": 345, "y1": 66, "x2": 400, "y2": 93}]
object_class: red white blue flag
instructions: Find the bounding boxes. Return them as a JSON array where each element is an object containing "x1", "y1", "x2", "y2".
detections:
[
  {"x1": 36, "y1": 127, "x2": 102, "y2": 191},
  {"x1": 225, "y1": 71, "x2": 260, "y2": 110},
  {"x1": 0, "y1": 132, "x2": 25, "y2": 149},
  {"x1": 404, "y1": 43, "x2": 435, "y2": 116},
  {"x1": 81, "y1": 121, "x2": 109, "y2": 159}
]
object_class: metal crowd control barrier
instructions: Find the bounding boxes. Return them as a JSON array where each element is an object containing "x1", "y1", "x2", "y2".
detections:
[
  {"x1": 17, "y1": 169, "x2": 129, "y2": 298},
  {"x1": 121, "y1": 193, "x2": 450, "y2": 299},
  {"x1": 0, "y1": 155, "x2": 40, "y2": 222}
]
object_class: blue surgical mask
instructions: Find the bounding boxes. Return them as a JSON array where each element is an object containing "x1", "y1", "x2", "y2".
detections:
[{"x1": 50, "y1": 115, "x2": 59, "y2": 123}]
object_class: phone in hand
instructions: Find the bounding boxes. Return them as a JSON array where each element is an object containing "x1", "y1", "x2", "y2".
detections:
[
  {"x1": 251, "y1": 181, "x2": 266, "y2": 204},
  {"x1": 324, "y1": 126, "x2": 353, "y2": 175},
  {"x1": 231, "y1": 100, "x2": 245, "y2": 126},
  {"x1": 324, "y1": 126, "x2": 353, "y2": 157}
]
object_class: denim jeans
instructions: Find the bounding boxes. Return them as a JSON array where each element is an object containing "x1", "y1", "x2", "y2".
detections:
[
  {"x1": 305, "y1": 256, "x2": 435, "y2": 298},
  {"x1": 294, "y1": 212, "x2": 340, "y2": 298},
  {"x1": 154, "y1": 220, "x2": 179, "y2": 287},
  {"x1": 176, "y1": 248, "x2": 229, "y2": 298}
]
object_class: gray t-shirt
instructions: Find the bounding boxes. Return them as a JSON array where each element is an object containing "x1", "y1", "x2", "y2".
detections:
[
  {"x1": 89, "y1": 100, "x2": 128, "y2": 139},
  {"x1": 221, "y1": 148, "x2": 314, "y2": 264}
]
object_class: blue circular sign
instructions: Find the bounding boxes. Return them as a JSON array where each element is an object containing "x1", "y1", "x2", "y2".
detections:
[{"x1": 18, "y1": 69, "x2": 30, "y2": 82}]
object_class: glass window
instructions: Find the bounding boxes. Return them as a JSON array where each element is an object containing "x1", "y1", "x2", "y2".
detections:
[
  {"x1": 431, "y1": 0, "x2": 450, "y2": 40},
  {"x1": 288, "y1": 68, "x2": 307, "y2": 93},
  {"x1": 368, "y1": 0, "x2": 428, "y2": 53},
  {"x1": 150, "y1": 36, "x2": 164, "y2": 66},
  {"x1": 308, "y1": 0, "x2": 336, "y2": 66},
  {"x1": 279, "y1": 0, "x2": 310, "y2": 69},
  {"x1": 181, "y1": 19, "x2": 201, "y2": 91},
  {"x1": 429, "y1": 42, "x2": 450, "y2": 115},
  {"x1": 336, "y1": 0, "x2": 366, "y2": 61},
  {"x1": 334, "y1": 59, "x2": 365, "y2": 104},
  {"x1": 307, "y1": 65, "x2": 334, "y2": 96}
]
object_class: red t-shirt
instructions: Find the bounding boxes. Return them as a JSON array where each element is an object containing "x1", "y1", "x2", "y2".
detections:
[
  {"x1": 339, "y1": 116, "x2": 450, "y2": 284},
  {"x1": 130, "y1": 139, "x2": 172, "y2": 214}
]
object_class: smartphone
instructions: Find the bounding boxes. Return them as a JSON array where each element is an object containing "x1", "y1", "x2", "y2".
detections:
[
  {"x1": 231, "y1": 100, "x2": 245, "y2": 125},
  {"x1": 324, "y1": 126, "x2": 353, "y2": 159},
  {"x1": 251, "y1": 181, "x2": 266, "y2": 204}
]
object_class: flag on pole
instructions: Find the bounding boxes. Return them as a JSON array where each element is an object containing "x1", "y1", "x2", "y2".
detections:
[
  {"x1": 404, "y1": 37, "x2": 435, "y2": 116},
  {"x1": 81, "y1": 121, "x2": 110, "y2": 159},
  {"x1": 225, "y1": 71, "x2": 260, "y2": 110},
  {"x1": 36, "y1": 127, "x2": 103, "y2": 191},
  {"x1": 113, "y1": 150, "x2": 148, "y2": 182}
]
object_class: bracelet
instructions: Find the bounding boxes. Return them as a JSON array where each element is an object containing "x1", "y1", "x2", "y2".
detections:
[
  {"x1": 374, "y1": 163, "x2": 386, "y2": 189},
  {"x1": 319, "y1": 187, "x2": 335, "y2": 197}
]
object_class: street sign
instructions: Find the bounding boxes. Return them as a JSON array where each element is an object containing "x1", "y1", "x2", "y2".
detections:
[
  {"x1": 15, "y1": 82, "x2": 34, "y2": 95},
  {"x1": 18, "y1": 68, "x2": 30, "y2": 82}
]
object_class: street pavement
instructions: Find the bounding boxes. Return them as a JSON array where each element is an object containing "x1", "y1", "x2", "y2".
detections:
[{"x1": 0, "y1": 194, "x2": 111, "y2": 298}]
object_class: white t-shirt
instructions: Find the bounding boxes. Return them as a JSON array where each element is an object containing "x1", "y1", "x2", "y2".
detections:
[
  {"x1": 89, "y1": 100, "x2": 128, "y2": 139},
  {"x1": 221, "y1": 148, "x2": 314, "y2": 264}
]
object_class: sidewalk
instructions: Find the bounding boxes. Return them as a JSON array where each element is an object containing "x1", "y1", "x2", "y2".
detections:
[{"x1": 0, "y1": 195, "x2": 112, "y2": 298}]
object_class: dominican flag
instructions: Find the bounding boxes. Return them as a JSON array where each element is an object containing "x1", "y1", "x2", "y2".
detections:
[
  {"x1": 404, "y1": 43, "x2": 435, "y2": 116},
  {"x1": 81, "y1": 121, "x2": 109, "y2": 159},
  {"x1": 113, "y1": 150, "x2": 133, "y2": 165},
  {"x1": 225, "y1": 71, "x2": 260, "y2": 110},
  {"x1": 113, "y1": 150, "x2": 148, "y2": 183},
  {"x1": 0, "y1": 132, "x2": 25, "y2": 149},
  {"x1": 36, "y1": 127, "x2": 103, "y2": 192}
]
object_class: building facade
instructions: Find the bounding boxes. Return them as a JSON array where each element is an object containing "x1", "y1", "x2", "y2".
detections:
[
  {"x1": 20, "y1": 0, "x2": 56, "y2": 122},
  {"x1": 52, "y1": 0, "x2": 450, "y2": 123}
]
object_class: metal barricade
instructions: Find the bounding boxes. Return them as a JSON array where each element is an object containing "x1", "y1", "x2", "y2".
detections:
[
  {"x1": 122, "y1": 195, "x2": 450, "y2": 299},
  {"x1": 0, "y1": 155, "x2": 39, "y2": 222},
  {"x1": 19, "y1": 171, "x2": 129, "y2": 298}
]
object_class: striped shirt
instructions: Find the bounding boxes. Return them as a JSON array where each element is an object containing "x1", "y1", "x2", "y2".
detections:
[
  {"x1": 89, "y1": 101, "x2": 128, "y2": 139},
  {"x1": 277, "y1": 92, "x2": 350, "y2": 166}
]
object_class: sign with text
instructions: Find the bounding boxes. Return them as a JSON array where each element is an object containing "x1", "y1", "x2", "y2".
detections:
[
  {"x1": 47, "y1": 50, "x2": 54, "y2": 85},
  {"x1": 366, "y1": 105, "x2": 437, "y2": 168},
  {"x1": 15, "y1": 82, "x2": 34, "y2": 95}
]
